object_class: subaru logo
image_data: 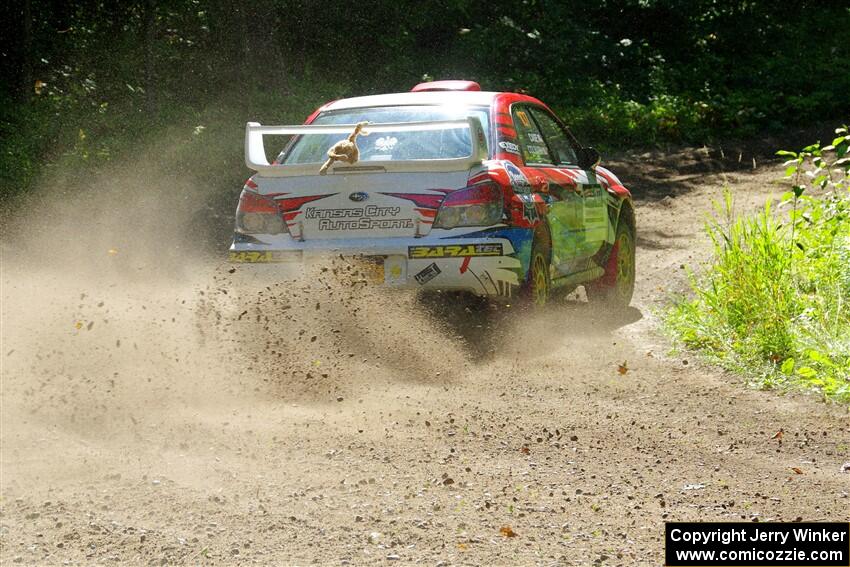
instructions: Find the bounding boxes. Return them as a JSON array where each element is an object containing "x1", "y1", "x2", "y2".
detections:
[{"x1": 349, "y1": 192, "x2": 369, "y2": 202}]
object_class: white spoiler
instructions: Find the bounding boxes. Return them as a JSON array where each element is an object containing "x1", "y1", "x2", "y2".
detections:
[{"x1": 245, "y1": 117, "x2": 488, "y2": 176}]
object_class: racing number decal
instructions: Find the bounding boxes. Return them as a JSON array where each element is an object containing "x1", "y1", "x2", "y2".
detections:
[{"x1": 516, "y1": 110, "x2": 531, "y2": 127}]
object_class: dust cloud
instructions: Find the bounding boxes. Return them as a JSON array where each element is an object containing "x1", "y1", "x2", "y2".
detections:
[
  {"x1": 0, "y1": 154, "x2": 487, "y2": 496},
  {"x1": 0, "y1": 149, "x2": 633, "y2": 563}
]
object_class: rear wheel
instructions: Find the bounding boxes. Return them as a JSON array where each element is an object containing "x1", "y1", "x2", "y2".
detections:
[
  {"x1": 521, "y1": 233, "x2": 551, "y2": 307},
  {"x1": 586, "y1": 216, "x2": 635, "y2": 309}
]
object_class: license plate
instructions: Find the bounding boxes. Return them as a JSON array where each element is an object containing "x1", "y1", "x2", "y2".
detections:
[{"x1": 230, "y1": 251, "x2": 280, "y2": 263}]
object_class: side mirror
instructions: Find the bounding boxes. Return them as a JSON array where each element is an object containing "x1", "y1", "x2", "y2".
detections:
[{"x1": 577, "y1": 147, "x2": 601, "y2": 170}]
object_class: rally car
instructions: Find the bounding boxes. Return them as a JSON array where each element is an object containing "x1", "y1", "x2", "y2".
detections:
[{"x1": 230, "y1": 80, "x2": 635, "y2": 308}]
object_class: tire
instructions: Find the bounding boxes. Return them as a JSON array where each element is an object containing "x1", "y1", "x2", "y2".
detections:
[
  {"x1": 586, "y1": 215, "x2": 635, "y2": 309},
  {"x1": 521, "y1": 232, "x2": 551, "y2": 307}
]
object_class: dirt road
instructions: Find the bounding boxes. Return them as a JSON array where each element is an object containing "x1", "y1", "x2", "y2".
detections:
[{"x1": 1, "y1": 149, "x2": 848, "y2": 565}]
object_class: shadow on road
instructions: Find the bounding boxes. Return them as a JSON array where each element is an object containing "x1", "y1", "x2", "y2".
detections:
[
  {"x1": 605, "y1": 123, "x2": 839, "y2": 203},
  {"x1": 420, "y1": 291, "x2": 643, "y2": 362}
]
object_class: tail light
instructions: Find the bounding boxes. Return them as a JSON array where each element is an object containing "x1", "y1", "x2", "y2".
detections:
[
  {"x1": 235, "y1": 186, "x2": 286, "y2": 235},
  {"x1": 433, "y1": 182, "x2": 503, "y2": 229}
]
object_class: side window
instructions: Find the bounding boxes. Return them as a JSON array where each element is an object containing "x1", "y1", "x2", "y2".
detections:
[
  {"x1": 529, "y1": 108, "x2": 578, "y2": 166},
  {"x1": 511, "y1": 107, "x2": 553, "y2": 165}
]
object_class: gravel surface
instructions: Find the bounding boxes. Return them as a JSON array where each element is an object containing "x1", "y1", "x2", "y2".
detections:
[{"x1": 2, "y1": 149, "x2": 848, "y2": 565}]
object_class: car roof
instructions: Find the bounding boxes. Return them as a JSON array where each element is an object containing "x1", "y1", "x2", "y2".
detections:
[{"x1": 323, "y1": 90, "x2": 501, "y2": 111}]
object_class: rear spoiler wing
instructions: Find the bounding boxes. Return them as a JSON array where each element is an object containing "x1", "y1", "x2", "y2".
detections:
[{"x1": 245, "y1": 117, "x2": 488, "y2": 176}]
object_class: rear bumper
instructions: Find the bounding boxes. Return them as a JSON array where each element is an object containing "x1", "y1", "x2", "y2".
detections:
[{"x1": 229, "y1": 232, "x2": 523, "y2": 298}]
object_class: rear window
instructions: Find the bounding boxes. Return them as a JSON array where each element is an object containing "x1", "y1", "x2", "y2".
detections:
[{"x1": 280, "y1": 106, "x2": 490, "y2": 164}]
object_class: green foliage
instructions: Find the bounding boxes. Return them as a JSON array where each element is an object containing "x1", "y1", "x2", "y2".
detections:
[
  {"x1": 0, "y1": 68, "x2": 343, "y2": 203},
  {"x1": 558, "y1": 88, "x2": 712, "y2": 149},
  {"x1": 667, "y1": 127, "x2": 850, "y2": 403},
  {"x1": 1, "y1": 0, "x2": 848, "y2": 201}
]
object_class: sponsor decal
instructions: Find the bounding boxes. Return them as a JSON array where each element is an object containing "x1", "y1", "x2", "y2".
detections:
[
  {"x1": 305, "y1": 205, "x2": 414, "y2": 231},
  {"x1": 375, "y1": 136, "x2": 398, "y2": 151},
  {"x1": 517, "y1": 194, "x2": 540, "y2": 223},
  {"x1": 414, "y1": 262, "x2": 441, "y2": 285},
  {"x1": 498, "y1": 140, "x2": 520, "y2": 154},
  {"x1": 476, "y1": 126, "x2": 486, "y2": 149},
  {"x1": 318, "y1": 218, "x2": 413, "y2": 230},
  {"x1": 503, "y1": 161, "x2": 531, "y2": 194},
  {"x1": 525, "y1": 144, "x2": 549, "y2": 156},
  {"x1": 349, "y1": 191, "x2": 369, "y2": 202},
  {"x1": 408, "y1": 243, "x2": 503, "y2": 259},
  {"x1": 305, "y1": 205, "x2": 401, "y2": 219},
  {"x1": 229, "y1": 250, "x2": 290, "y2": 263}
]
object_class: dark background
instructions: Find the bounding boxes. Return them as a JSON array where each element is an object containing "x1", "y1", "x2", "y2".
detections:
[{"x1": 1, "y1": 0, "x2": 848, "y2": 201}]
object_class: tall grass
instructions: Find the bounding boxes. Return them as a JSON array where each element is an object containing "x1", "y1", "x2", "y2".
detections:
[{"x1": 666, "y1": 127, "x2": 850, "y2": 403}]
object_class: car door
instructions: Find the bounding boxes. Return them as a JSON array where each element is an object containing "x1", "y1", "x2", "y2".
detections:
[
  {"x1": 527, "y1": 107, "x2": 609, "y2": 261},
  {"x1": 510, "y1": 105, "x2": 578, "y2": 276}
]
